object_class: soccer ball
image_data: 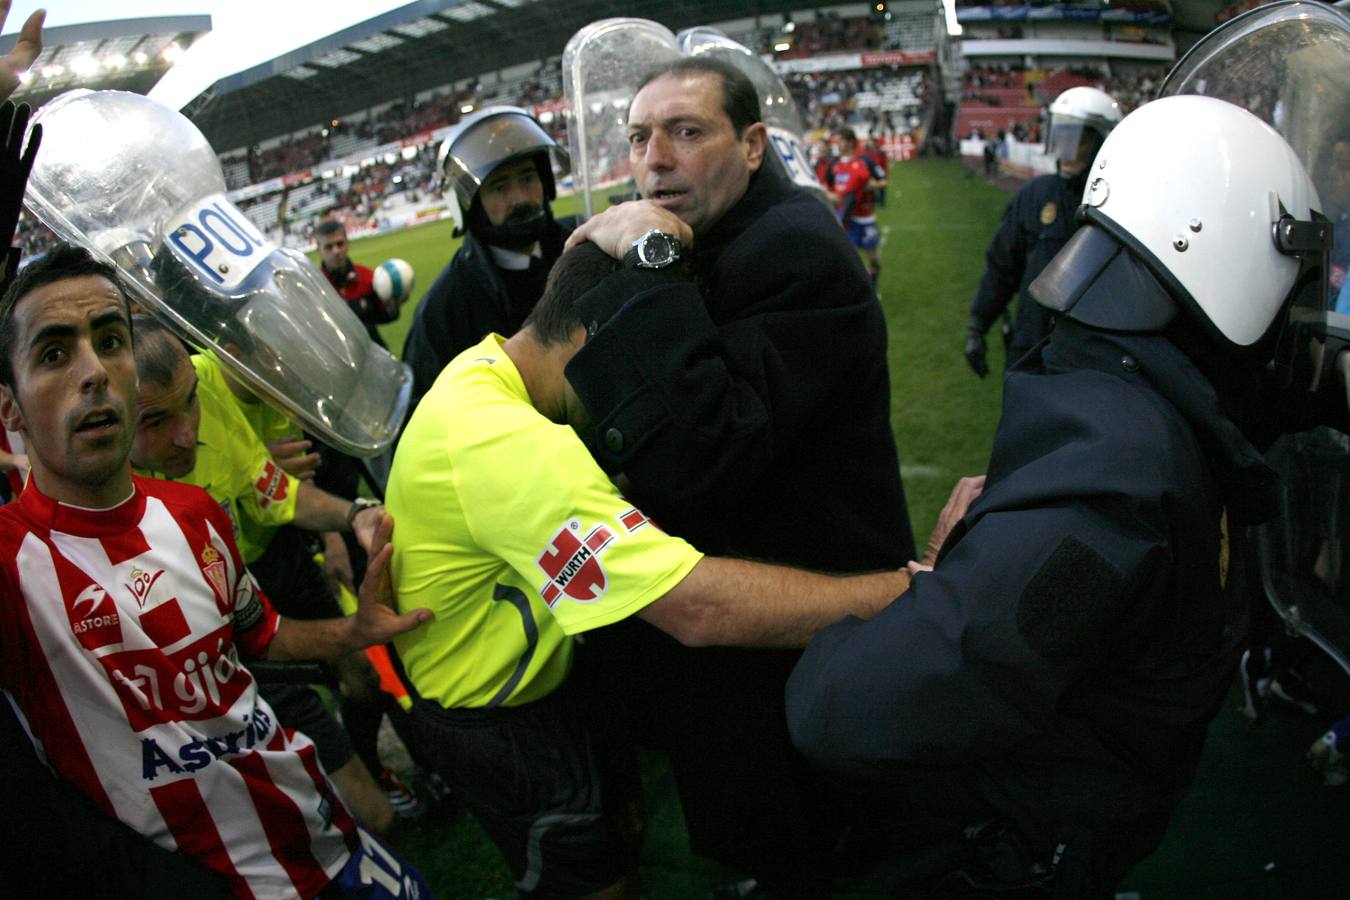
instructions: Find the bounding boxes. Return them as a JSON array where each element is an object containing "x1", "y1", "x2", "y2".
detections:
[{"x1": 373, "y1": 258, "x2": 415, "y2": 314}]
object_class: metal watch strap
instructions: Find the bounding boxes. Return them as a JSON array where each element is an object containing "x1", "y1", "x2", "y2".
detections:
[{"x1": 346, "y1": 498, "x2": 380, "y2": 530}]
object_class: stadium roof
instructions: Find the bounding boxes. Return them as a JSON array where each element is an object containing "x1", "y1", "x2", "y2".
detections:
[
  {"x1": 182, "y1": 0, "x2": 842, "y2": 152},
  {"x1": 0, "y1": 15, "x2": 211, "y2": 109}
]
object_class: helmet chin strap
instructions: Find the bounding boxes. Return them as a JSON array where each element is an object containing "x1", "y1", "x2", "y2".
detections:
[{"x1": 467, "y1": 201, "x2": 551, "y2": 251}]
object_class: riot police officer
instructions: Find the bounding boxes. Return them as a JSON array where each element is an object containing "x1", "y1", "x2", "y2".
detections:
[
  {"x1": 401, "y1": 107, "x2": 572, "y2": 408},
  {"x1": 963, "y1": 86, "x2": 1122, "y2": 377},
  {"x1": 789, "y1": 53, "x2": 1350, "y2": 895}
]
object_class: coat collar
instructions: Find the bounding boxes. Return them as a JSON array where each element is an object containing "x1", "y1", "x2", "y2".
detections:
[
  {"x1": 1037, "y1": 320, "x2": 1279, "y2": 524},
  {"x1": 692, "y1": 166, "x2": 796, "y2": 275}
]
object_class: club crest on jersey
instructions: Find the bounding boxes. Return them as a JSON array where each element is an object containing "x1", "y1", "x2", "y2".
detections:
[
  {"x1": 124, "y1": 565, "x2": 165, "y2": 609},
  {"x1": 254, "y1": 460, "x2": 290, "y2": 509},
  {"x1": 537, "y1": 519, "x2": 616, "y2": 606},
  {"x1": 200, "y1": 545, "x2": 229, "y2": 607}
]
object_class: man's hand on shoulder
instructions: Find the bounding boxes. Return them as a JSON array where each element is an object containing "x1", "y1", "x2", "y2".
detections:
[{"x1": 564, "y1": 199, "x2": 693, "y2": 258}]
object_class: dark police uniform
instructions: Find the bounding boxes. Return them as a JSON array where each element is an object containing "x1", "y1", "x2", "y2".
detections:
[
  {"x1": 566, "y1": 165, "x2": 915, "y2": 892},
  {"x1": 402, "y1": 217, "x2": 571, "y2": 409},
  {"x1": 970, "y1": 172, "x2": 1087, "y2": 366},
  {"x1": 787, "y1": 318, "x2": 1265, "y2": 893}
]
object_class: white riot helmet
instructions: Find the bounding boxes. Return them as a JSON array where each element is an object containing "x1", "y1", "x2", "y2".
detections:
[
  {"x1": 1033, "y1": 96, "x2": 1326, "y2": 354},
  {"x1": 1045, "y1": 86, "x2": 1122, "y2": 174}
]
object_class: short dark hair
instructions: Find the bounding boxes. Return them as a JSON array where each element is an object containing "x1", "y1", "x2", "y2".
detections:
[
  {"x1": 837, "y1": 127, "x2": 858, "y2": 147},
  {"x1": 315, "y1": 219, "x2": 346, "y2": 241},
  {"x1": 0, "y1": 243, "x2": 134, "y2": 388},
  {"x1": 130, "y1": 314, "x2": 190, "y2": 388},
  {"x1": 634, "y1": 57, "x2": 762, "y2": 137},
  {"x1": 522, "y1": 243, "x2": 619, "y2": 346}
]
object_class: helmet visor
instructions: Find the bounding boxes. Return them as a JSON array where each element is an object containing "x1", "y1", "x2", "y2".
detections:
[{"x1": 1046, "y1": 116, "x2": 1108, "y2": 167}]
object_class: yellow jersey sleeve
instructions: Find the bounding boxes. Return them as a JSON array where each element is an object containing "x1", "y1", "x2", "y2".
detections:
[
  {"x1": 191, "y1": 355, "x2": 298, "y2": 562},
  {"x1": 453, "y1": 399, "x2": 702, "y2": 636}
]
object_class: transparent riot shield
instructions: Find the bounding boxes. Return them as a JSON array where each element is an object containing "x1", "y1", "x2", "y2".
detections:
[
  {"x1": 23, "y1": 90, "x2": 410, "y2": 458},
  {"x1": 1255, "y1": 429, "x2": 1350, "y2": 676},
  {"x1": 676, "y1": 26, "x2": 830, "y2": 207},
  {"x1": 562, "y1": 19, "x2": 679, "y2": 221},
  {"x1": 1160, "y1": 1, "x2": 1350, "y2": 676},
  {"x1": 1159, "y1": 0, "x2": 1350, "y2": 237}
]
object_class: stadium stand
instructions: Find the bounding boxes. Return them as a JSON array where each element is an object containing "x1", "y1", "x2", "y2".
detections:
[{"x1": 0, "y1": 2, "x2": 1251, "y2": 262}]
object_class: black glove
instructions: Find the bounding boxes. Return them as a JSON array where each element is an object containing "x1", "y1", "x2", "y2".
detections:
[
  {"x1": 0, "y1": 100, "x2": 40, "y2": 287},
  {"x1": 964, "y1": 327, "x2": 989, "y2": 378}
]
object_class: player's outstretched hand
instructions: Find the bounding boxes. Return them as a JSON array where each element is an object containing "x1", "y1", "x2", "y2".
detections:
[
  {"x1": 350, "y1": 509, "x2": 431, "y2": 648},
  {"x1": 564, "y1": 198, "x2": 693, "y2": 259},
  {"x1": 918, "y1": 475, "x2": 985, "y2": 568},
  {"x1": 0, "y1": 4, "x2": 42, "y2": 103},
  {"x1": 267, "y1": 437, "x2": 320, "y2": 481}
]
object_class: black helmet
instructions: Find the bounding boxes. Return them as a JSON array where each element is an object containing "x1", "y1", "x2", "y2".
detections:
[{"x1": 438, "y1": 106, "x2": 569, "y2": 234}]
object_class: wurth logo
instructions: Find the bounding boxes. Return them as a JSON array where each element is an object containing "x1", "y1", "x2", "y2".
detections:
[
  {"x1": 254, "y1": 460, "x2": 290, "y2": 509},
  {"x1": 537, "y1": 519, "x2": 616, "y2": 606}
]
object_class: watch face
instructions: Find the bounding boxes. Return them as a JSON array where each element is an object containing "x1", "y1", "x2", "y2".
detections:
[{"x1": 641, "y1": 232, "x2": 672, "y2": 266}]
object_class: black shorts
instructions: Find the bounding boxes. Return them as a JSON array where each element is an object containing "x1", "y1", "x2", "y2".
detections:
[
  {"x1": 258, "y1": 682, "x2": 354, "y2": 774},
  {"x1": 409, "y1": 669, "x2": 640, "y2": 898}
]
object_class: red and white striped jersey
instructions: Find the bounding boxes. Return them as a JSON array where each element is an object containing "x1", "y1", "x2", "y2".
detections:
[{"x1": 0, "y1": 475, "x2": 356, "y2": 899}]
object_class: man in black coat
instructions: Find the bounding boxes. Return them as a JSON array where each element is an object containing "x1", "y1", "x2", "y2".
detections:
[
  {"x1": 788, "y1": 94, "x2": 1348, "y2": 895},
  {"x1": 564, "y1": 57, "x2": 914, "y2": 896},
  {"x1": 402, "y1": 107, "x2": 572, "y2": 408},
  {"x1": 964, "y1": 87, "x2": 1121, "y2": 377}
]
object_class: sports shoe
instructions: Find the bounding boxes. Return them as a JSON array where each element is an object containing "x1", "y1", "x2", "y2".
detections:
[
  {"x1": 1308, "y1": 716, "x2": 1350, "y2": 786},
  {"x1": 1237, "y1": 648, "x2": 1272, "y2": 721},
  {"x1": 412, "y1": 768, "x2": 454, "y2": 813},
  {"x1": 705, "y1": 879, "x2": 761, "y2": 899},
  {"x1": 377, "y1": 768, "x2": 426, "y2": 819},
  {"x1": 1267, "y1": 668, "x2": 1321, "y2": 717}
]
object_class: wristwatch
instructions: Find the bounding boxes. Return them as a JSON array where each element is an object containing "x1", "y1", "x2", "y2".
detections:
[
  {"x1": 345, "y1": 497, "x2": 382, "y2": 530},
  {"x1": 623, "y1": 229, "x2": 682, "y2": 269}
]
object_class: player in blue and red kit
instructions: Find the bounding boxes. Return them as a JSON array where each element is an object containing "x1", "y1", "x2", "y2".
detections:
[{"x1": 829, "y1": 127, "x2": 887, "y2": 285}]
